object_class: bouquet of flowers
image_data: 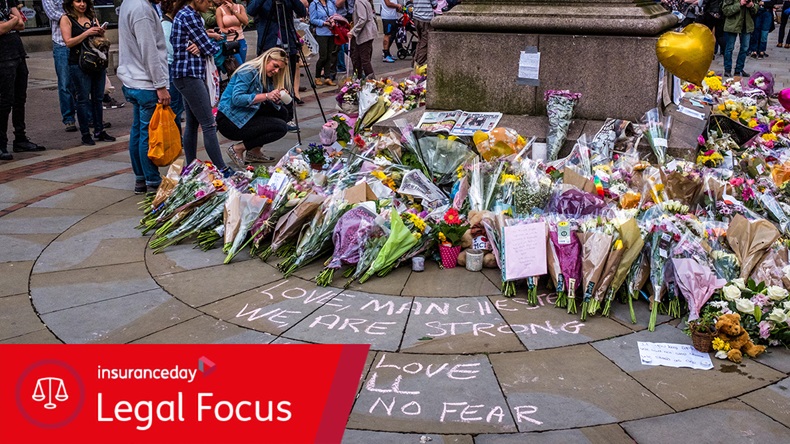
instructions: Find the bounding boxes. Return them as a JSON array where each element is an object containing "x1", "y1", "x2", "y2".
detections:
[
  {"x1": 223, "y1": 188, "x2": 269, "y2": 264},
  {"x1": 706, "y1": 279, "x2": 790, "y2": 347},
  {"x1": 513, "y1": 158, "x2": 553, "y2": 214},
  {"x1": 259, "y1": 193, "x2": 324, "y2": 260},
  {"x1": 646, "y1": 215, "x2": 679, "y2": 330},
  {"x1": 727, "y1": 214, "x2": 781, "y2": 279},
  {"x1": 602, "y1": 218, "x2": 644, "y2": 317},
  {"x1": 436, "y1": 208, "x2": 467, "y2": 268},
  {"x1": 279, "y1": 194, "x2": 351, "y2": 277},
  {"x1": 641, "y1": 108, "x2": 671, "y2": 166},
  {"x1": 358, "y1": 209, "x2": 420, "y2": 283},
  {"x1": 548, "y1": 219, "x2": 582, "y2": 311},
  {"x1": 316, "y1": 206, "x2": 379, "y2": 286},
  {"x1": 545, "y1": 90, "x2": 582, "y2": 161},
  {"x1": 468, "y1": 158, "x2": 505, "y2": 212},
  {"x1": 577, "y1": 219, "x2": 613, "y2": 320}
]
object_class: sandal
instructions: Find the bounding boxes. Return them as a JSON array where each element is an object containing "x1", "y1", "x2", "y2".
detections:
[
  {"x1": 246, "y1": 152, "x2": 276, "y2": 163},
  {"x1": 226, "y1": 144, "x2": 246, "y2": 168}
]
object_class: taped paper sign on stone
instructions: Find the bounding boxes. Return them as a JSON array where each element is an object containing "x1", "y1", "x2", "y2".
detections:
[
  {"x1": 637, "y1": 341, "x2": 713, "y2": 370},
  {"x1": 517, "y1": 47, "x2": 540, "y2": 86}
]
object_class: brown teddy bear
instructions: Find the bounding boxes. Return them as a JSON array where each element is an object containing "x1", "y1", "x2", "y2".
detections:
[
  {"x1": 714, "y1": 313, "x2": 766, "y2": 363},
  {"x1": 457, "y1": 210, "x2": 498, "y2": 269}
]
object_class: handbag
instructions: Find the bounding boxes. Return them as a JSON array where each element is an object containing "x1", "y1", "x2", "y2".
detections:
[
  {"x1": 148, "y1": 104, "x2": 183, "y2": 167},
  {"x1": 78, "y1": 40, "x2": 108, "y2": 73},
  {"x1": 205, "y1": 57, "x2": 221, "y2": 108}
]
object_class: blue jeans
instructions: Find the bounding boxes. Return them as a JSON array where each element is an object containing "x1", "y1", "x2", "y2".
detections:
[
  {"x1": 173, "y1": 76, "x2": 227, "y2": 170},
  {"x1": 233, "y1": 38, "x2": 248, "y2": 66},
  {"x1": 53, "y1": 44, "x2": 76, "y2": 125},
  {"x1": 336, "y1": 43, "x2": 347, "y2": 72},
  {"x1": 68, "y1": 65, "x2": 105, "y2": 137},
  {"x1": 749, "y1": 10, "x2": 772, "y2": 53},
  {"x1": 122, "y1": 86, "x2": 161, "y2": 188},
  {"x1": 724, "y1": 32, "x2": 751, "y2": 74}
]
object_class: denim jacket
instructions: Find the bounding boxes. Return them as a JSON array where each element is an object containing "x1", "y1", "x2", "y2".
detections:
[{"x1": 218, "y1": 65, "x2": 276, "y2": 128}]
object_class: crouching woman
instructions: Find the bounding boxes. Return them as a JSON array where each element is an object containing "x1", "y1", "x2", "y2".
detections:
[{"x1": 217, "y1": 48, "x2": 290, "y2": 166}]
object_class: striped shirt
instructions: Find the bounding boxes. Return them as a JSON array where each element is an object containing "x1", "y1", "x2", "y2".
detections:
[
  {"x1": 412, "y1": 0, "x2": 435, "y2": 21},
  {"x1": 171, "y1": 5, "x2": 219, "y2": 80},
  {"x1": 42, "y1": 0, "x2": 65, "y2": 46}
]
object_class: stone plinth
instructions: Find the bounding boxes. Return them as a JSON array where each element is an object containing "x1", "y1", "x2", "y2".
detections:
[{"x1": 427, "y1": 0, "x2": 678, "y2": 122}]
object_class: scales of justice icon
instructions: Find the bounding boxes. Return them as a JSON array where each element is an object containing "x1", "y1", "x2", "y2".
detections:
[{"x1": 32, "y1": 377, "x2": 68, "y2": 409}]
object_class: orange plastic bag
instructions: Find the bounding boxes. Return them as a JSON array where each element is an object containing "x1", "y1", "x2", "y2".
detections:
[{"x1": 148, "y1": 104, "x2": 182, "y2": 167}]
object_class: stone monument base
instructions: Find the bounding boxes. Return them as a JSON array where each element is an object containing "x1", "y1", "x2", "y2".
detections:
[{"x1": 428, "y1": 31, "x2": 664, "y2": 122}]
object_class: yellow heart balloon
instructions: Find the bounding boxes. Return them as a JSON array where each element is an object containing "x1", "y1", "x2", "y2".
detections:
[{"x1": 656, "y1": 23, "x2": 715, "y2": 86}]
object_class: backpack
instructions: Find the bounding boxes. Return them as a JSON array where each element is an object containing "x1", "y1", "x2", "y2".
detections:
[{"x1": 78, "y1": 40, "x2": 109, "y2": 73}]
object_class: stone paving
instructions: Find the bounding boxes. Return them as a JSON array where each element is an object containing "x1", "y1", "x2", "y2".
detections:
[{"x1": 1, "y1": 40, "x2": 789, "y2": 443}]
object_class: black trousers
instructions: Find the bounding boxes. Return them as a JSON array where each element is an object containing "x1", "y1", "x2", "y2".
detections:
[
  {"x1": 0, "y1": 57, "x2": 28, "y2": 147},
  {"x1": 216, "y1": 103, "x2": 288, "y2": 151},
  {"x1": 350, "y1": 37, "x2": 374, "y2": 79}
]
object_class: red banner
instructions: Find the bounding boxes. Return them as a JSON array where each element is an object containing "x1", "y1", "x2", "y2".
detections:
[{"x1": 0, "y1": 344, "x2": 369, "y2": 443}]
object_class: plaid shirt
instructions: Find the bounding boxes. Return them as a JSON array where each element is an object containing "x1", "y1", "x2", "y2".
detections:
[{"x1": 171, "y1": 5, "x2": 219, "y2": 80}]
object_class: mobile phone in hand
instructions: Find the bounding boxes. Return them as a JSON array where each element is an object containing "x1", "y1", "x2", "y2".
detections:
[{"x1": 101, "y1": 22, "x2": 108, "y2": 29}]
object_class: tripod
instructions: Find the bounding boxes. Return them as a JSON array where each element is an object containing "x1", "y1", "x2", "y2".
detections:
[{"x1": 272, "y1": 0, "x2": 327, "y2": 146}]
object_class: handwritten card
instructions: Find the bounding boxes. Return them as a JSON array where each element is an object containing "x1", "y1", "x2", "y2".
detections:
[
  {"x1": 502, "y1": 222, "x2": 547, "y2": 281},
  {"x1": 637, "y1": 341, "x2": 713, "y2": 370}
]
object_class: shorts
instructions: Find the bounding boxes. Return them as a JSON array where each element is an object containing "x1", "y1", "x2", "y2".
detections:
[{"x1": 382, "y1": 19, "x2": 398, "y2": 38}]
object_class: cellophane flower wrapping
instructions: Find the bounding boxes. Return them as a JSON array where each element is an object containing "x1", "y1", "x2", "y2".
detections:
[
  {"x1": 672, "y1": 257, "x2": 726, "y2": 321},
  {"x1": 641, "y1": 108, "x2": 671, "y2": 166},
  {"x1": 412, "y1": 130, "x2": 476, "y2": 186},
  {"x1": 577, "y1": 225, "x2": 613, "y2": 319},
  {"x1": 469, "y1": 158, "x2": 505, "y2": 212},
  {"x1": 513, "y1": 158, "x2": 552, "y2": 214},
  {"x1": 326, "y1": 206, "x2": 378, "y2": 270},
  {"x1": 549, "y1": 223, "x2": 582, "y2": 311},
  {"x1": 545, "y1": 90, "x2": 581, "y2": 161},
  {"x1": 359, "y1": 210, "x2": 419, "y2": 283},
  {"x1": 546, "y1": 188, "x2": 608, "y2": 218}
]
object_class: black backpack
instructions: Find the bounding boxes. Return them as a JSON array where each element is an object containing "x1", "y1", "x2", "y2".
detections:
[{"x1": 78, "y1": 40, "x2": 109, "y2": 73}]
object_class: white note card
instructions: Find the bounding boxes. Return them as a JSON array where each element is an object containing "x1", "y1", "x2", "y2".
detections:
[
  {"x1": 518, "y1": 51, "x2": 540, "y2": 81},
  {"x1": 637, "y1": 341, "x2": 713, "y2": 370}
]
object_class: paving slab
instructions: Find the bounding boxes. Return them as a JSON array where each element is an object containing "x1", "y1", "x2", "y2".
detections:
[
  {"x1": 202, "y1": 279, "x2": 339, "y2": 335},
  {"x1": 592, "y1": 324, "x2": 785, "y2": 411},
  {"x1": 154, "y1": 258, "x2": 282, "y2": 307},
  {"x1": 33, "y1": 215, "x2": 146, "y2": 273},
  {"x1": 96, "y1": 195, "x2": 147, "y2": 216},
  {"x1": 0, "y1": 233, "x2": 61, "y2": 262},
  {"x1": 342, "y1": 430, "x2": 472, "y2": 444},
  {"x1": 40, "y1": 288, "x2": 179, "y2": 343},
  {"x1": 402, "y1": 263, "x2": 500, "y2": 297},
  {"x1": 490, "y1": 345, "x2": 673, "y2": 432},
  {"x1": 30, "y1": 261, "x2": 159, "y2": 314},
  {"x1": 400, "y1": 296, "x2": 525, "y2": 354},
  {"x1": 739, "y1": 377, "x2": 790, "y2": 428},
  {"x1": 0, "y1": 261, "x2": 33, "y2": 298},
  {"x1": 0, "y1": 294, "x2": 47, "y2": 340},
  {"x1": 28, "y1": 159, "x2": 130, "y2": 183},
  {"x1": 345, "y1": 263, "x2": 413, "y2": 296},
  {"x1": 28, "y1": 186, "x2": 131, "y2": 211},
  {"x1": 94, "y1": 296, "x2": 202, "y2": 344},
  {"x1": 622, "y1": 399, "x2": 790, "y2": 443},
  {"x1": 349, "y1": 352, "x2": 516, "y2": 434},
  {"x1": 86, "y1": 172, "x2": 139, "y2": 191},
  {"x1": 0, "y1": 178, "x2": 71, "y2": 203},
  {"x1": 146, "y1": 242, "x2": 257, "y2": 276},
  {"x1": 0, "y1": 328, "x2": 61, "y2": 344},
  {"x1": 491, "y1": 296, "x2": 632, "y2": 350},
  {"x1": 131, "y1": 315, "x2": 277, "y2": 344},
  {"x1": 0, "y1": 207, "x2": 87, "y2": 234},
  {"x1": 474, "y1": 424, "x2": 634, "y2": 444},
  {"x1": 754, "y1": 347, "x2": 790, "y2": 373},
  {"x1": 286, "y1": 290, "x2": 409, "y2": 351}
]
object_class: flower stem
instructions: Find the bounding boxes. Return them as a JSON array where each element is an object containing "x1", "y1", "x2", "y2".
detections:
[
  {"x1": 316, "y1": 268, "x2": 334, "y2": 287},
  {"x1": 502, "y1": 281, "x2": 516, "y2": 297},
  {"x1": 628, "y1": 292, "x2": 637, "y2": 324},
  {"x1": 648, "y1": 300, "x2": 659, "y2": 332}
]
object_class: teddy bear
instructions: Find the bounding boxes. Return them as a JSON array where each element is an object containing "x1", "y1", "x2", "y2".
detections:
[
  {"x1": 456, "y1": 210, "x2": 498, "y2": 269},
  {"x1": 714, "y1": 313, "x2": 766, "y2": 363}
]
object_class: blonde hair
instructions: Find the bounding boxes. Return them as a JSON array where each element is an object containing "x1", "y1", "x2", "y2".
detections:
[{"x1": 237, "y1": 48, "x2": 290, "y2": 92}]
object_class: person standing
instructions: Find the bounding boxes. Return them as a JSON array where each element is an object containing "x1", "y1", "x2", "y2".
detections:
[
  {"x1": 42, "y1": 0, "x2": 77, "y2": 133},
  {"x1": 247, "y1": 0, "x2": 306, "y2": 85},
  {"x1": 171, "y1": 0, "x2": 232, "y2": 175},
  {"x1": 748, "y1": 0, "x2": 779, "y2": 58},
  {"x1": 380, "y1": 0, "x2": 402, "y2": 63},
  {"x1": 309, "y1": 0, "x2": 338, "y2": 86},
  {"x1": 0, "y1": 0, "x2": 45, "y2": 160},
  {"x1": 412, "y1": 0, "x2": 435, "y2": 67},
  {"x1": 216, "y1": 0, "x2": 249, "y2": 66},
  {"x1": 722, "y1": 0, "x2": 759, "y2": 78},
  {"x1": 60, "y1": 0, "x2": 115, "y2": 146},
  {"x1": 776, "y1": 0, "x2": 790, "y2": 46},
  {"x1": 349, "y1": 0, "x2": 375, "y2": 79},
  {"x1": 118, "y1": 0, "x2": 171, "y2": 194},
  {"x1": 160, "y1": 0, "x2": 184, "y2": 131},
  {"x1": 701, "y1": 0, "x2": 726, "y2": 55}
]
